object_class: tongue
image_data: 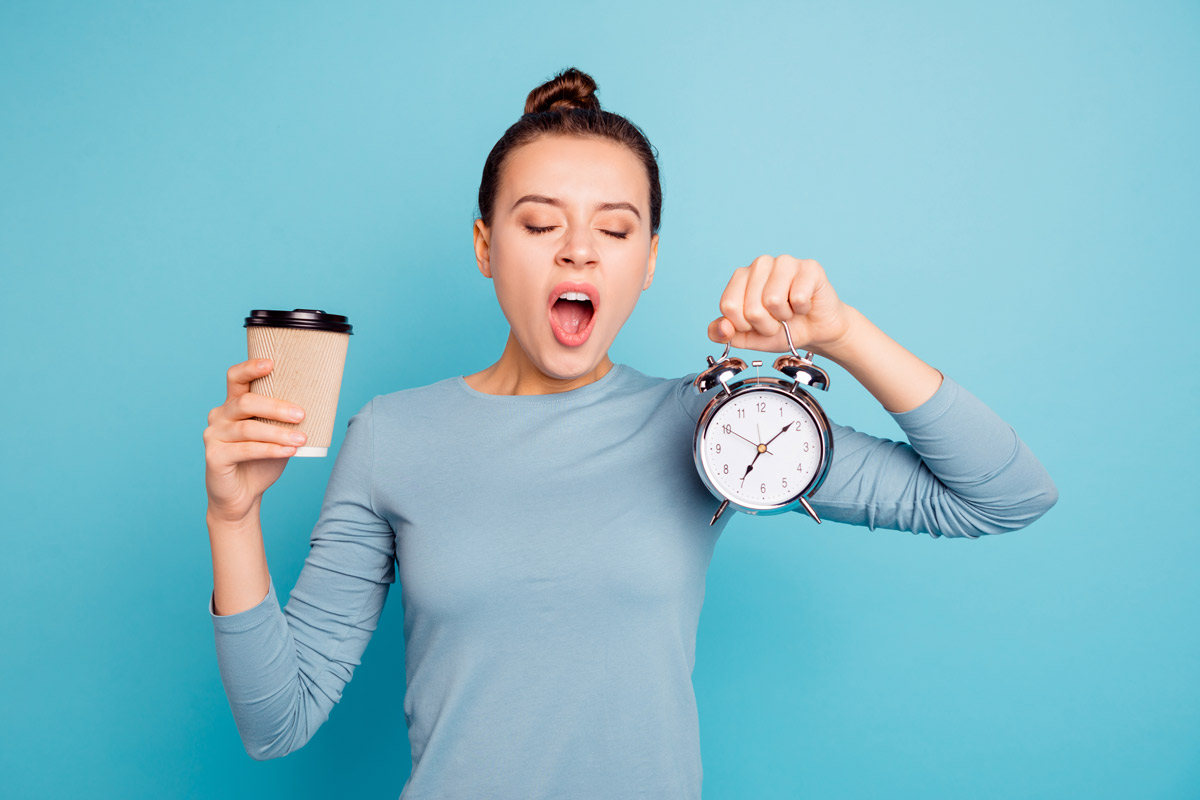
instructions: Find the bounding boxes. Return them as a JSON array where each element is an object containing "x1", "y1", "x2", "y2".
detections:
[{"x1": 552, "y1": 299, "x2": 592, "y2": 335}]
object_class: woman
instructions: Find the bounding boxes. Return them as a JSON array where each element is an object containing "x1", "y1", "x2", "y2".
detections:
[{"x1": 204, "y1": 67, "x2": 1057, "y2": 799}]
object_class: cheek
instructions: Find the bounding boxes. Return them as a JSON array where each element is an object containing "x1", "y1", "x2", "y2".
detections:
[
  {"x1": 491, "y1": 269, "x2": 541, "y2": 323},
  {"x1": 599, "y1": 271, "x2": 649, "y2": 329}
]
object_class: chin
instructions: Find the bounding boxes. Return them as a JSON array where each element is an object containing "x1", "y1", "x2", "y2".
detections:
[
  {"x1": 535, "y1": 338, "x2": 609, "y2": 381},
  {"x1": 537, "y1": 353, "x2": 599, "y2": 381}
]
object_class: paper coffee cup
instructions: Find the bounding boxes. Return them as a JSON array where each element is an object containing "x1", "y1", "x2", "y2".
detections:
[{"x1": 244, "y1": 308, "x2": 353, "y2": 457}]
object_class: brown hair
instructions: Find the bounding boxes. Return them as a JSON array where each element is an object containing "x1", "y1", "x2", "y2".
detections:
[{"x1": 476, "y1": 67, "x2": 663, "y2": 236}]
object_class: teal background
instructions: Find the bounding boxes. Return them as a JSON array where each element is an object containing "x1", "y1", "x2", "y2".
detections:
[{"x1": 2, "y1": 1, "x2": 1196, "y2": 797}]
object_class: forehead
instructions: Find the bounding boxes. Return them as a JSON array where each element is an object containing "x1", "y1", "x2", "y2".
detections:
[{"x1": 500, "y1": 135, "x2": 647, "y2": 208}]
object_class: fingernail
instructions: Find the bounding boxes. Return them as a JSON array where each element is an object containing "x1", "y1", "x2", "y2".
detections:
[
  {"x1": 290, "y1": 408, "x2": 304, "y2": 420},
  {"x1": 259, "y1": 360, "x2": 271, "y2": 369},
  {"x1": 290, "y1": 432, "x2": 306, "y2": 443}
]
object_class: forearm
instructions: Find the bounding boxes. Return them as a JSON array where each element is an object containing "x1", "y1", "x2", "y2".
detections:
[
  {"x1": 819, "y1": 305, "x2": 944, "y2": 414},
  {"x1": 207, "y1": 504, "x2": 271, "y2": 616}
]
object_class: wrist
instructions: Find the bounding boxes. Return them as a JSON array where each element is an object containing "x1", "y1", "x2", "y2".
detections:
[
  {"x1": 815, "y1": 304, "x2": 866, "y2": 363},
  {"x1": 206, "y1": 502, "x2": 262, "y2": 535}
]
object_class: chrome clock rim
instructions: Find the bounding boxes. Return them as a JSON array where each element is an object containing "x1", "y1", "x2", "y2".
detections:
[{"x1": 692, "y1": 377, "x2": 834, "y2": 515}]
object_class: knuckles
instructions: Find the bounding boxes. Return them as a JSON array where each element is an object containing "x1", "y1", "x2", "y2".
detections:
[
  {"x1": 724, "y1": 256, "x2": 827, "y2": 327},
  {"x1": 235, "y1": 419, "x2": 254, "y2": 440},
  {"x1": 742, "y1": 303, "x2": 770, "y2": 323},
  {"x1": 762, "y1": 293, "x2": 789, "y2": 313}
]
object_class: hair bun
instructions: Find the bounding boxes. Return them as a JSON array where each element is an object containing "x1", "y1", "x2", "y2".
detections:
[{"x1": 524, "y1": 67, "x2": 601, "y2": 115}]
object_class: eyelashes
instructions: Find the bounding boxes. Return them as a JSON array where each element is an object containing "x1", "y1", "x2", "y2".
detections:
[{"x1": 524, "y1": 225, "x2": 628, "y2": 240}]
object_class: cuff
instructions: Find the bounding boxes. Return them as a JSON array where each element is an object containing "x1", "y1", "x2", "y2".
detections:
[
  {"x1": 209, "y1": 577, "x2": 278, "y2": 633},
  {"x1": 887, "y1": 369, "x2": 957, "y2": 429}
]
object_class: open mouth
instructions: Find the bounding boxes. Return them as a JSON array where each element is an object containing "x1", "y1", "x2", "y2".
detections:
[{"x1": 547, "y1": 282, "x2": 599, "y2": 347}]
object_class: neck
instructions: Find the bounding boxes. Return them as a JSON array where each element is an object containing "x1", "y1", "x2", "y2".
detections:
[{"x1": 464, "y1": 331, "x2": 614, "y2": 396}]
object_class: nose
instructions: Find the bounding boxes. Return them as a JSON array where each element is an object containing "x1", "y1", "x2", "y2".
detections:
[{"x1": 555, "y1": 225, "x2": 600, "y2": 269}]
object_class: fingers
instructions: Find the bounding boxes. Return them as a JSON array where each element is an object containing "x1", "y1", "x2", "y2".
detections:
[
  {"x1": 762, "y1": 256, "x2": 801, "y2": 322},
  {"x1": 205, "y1": 410, "x2": 307, "y2": 448},
  {"x1": 217, "y1": 359, "x2": 306, "y2": 425},
  {"x1": 204, "y1": 411, "x2": 307, "y2": 467},
  {"x1": 717, "y1": 266, "x2": 751, "y2": 335},
  {"x1": 709, "y1": 255, "x2": 827, "y2": 349},
  {"x1": 741, "y1": 255, "x2": 787, "y2": 337},
  {"x1": 225, "y1": 391, "x2": 306, "y2": 424},
  {"x1": 788, "y1": 259, "x2": 824, "y2": 315},
  {"x1": 226, "y1": 358, "x2": 272, "y2": 400},
  {"x1": 707, "y1": 316, "x2": 735, "y2": 343},
  {"x1": 206, "y1": 439, "x2": 298, "y2": 466},
  {"x1": 207, "y1": 361, "x2": 307, "y2": 460},
  {"x1": 716, "y1": 255, "x2": 805, "y2": 341}
]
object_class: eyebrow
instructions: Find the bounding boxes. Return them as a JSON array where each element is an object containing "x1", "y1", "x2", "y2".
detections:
[{"x1": 510, "y1": 194, "x2": 642, "y2": 221}]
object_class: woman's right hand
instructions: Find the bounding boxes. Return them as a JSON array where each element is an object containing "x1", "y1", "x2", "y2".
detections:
[{"x1": 204, "y1": 358, "x2": 307, "y2": 525}]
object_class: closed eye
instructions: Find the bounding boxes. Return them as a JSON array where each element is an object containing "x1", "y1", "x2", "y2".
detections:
[{"x1": 524, "y1": 225, "x2": 628, "y2": 240}]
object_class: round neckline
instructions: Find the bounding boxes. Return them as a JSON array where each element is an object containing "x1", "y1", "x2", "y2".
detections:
[{"x1": 454, "y1": 363, "x2": 627, "y2": 404}]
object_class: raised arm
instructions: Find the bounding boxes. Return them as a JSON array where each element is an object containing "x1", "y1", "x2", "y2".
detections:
[
  {"x1": 208, "y1": 398, "x2": 397, "y2": 759},
  {"x1": 706, "y1": 255, "x2": 1058, "y2": 537},
  {"x1": 812, "y1": 372, "x2": 1058, "y2": 537}
]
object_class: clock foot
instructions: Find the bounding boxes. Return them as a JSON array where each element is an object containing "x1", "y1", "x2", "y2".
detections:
[
  {"x1": 799, "y1": 496, "x2": 822, "y2": 524},
  {"x1": 710, "y1": 499, "x2": 729, "y2": 526}
]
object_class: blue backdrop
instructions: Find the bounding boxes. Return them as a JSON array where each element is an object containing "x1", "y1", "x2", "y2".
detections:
[{"x1": 3, "y1": 1, "x2": 1197, "y2": 798}]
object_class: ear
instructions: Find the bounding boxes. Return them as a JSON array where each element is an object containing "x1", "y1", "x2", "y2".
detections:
[
  {"x1": 473, "y1": 218, "x2": 492, "y2": 279},
  {"x1": 642, "y1": 234, "x2": 658, "y2": 291}
]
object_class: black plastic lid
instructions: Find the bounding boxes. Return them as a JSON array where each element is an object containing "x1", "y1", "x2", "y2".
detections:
[{"x1": 244, "y1": 309, "x2": 353, "y2": 334}]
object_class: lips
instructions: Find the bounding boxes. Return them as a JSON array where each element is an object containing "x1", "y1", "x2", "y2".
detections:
[{"x1": 547, "y1": 280, "x2": 599, "y2": 347}]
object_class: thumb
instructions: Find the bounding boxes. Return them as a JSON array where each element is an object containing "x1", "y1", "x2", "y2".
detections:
[{"x1": 707, "y1": 317, "x2": 735, "y2": 343}]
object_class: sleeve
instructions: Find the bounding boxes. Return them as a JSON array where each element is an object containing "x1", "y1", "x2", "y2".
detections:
[
  {"x1": 807, "y1": 372, "x2": 1059, "y2": 538},
  {"x1": 675, "y1": 371, "x2": 1058, "y2": 539},
  {"x1": 208, "y1": 397, "x2": 397, "y2": 760}
]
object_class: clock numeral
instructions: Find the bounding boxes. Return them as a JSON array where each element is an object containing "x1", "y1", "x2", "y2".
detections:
[
  {"x1": 780, "y1": 407, "x2": 784, "y2": 416},
  {"x1": 714, "y1": 443, "x2": 721, "y2": 454},
  {"x1": 756, "y1": 401, "x2": 766, "y2": 412},
  {"x1": 737, "y1": 408, "x2": 745, "y2": 419},
  {"x1": 760, "y1": 483, "x2": 767, "y2": 494},
  {"x1": 723, "y1": 464, "x2": 729, "y2": 474},
  {"x1": 796, "y1": 463, "x2": 804, "y2": 471},
  {"x1": 722, "y1": 424, "x2": 731, "y2": 434},
  {"x1": 782, "y1": 477, "x2": 788, "y2": 490},
  {"x1": 803, "y1": 441, "x2": 810, "y2": 452}
]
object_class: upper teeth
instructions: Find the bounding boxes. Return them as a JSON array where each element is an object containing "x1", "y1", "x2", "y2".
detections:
[{"x1": 558, "y1": 291, "x2": 589, "y2": 302}]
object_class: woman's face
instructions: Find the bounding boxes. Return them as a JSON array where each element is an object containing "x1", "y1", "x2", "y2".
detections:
[{"x1": 473, "y1": 134, "x2": 659, "y2": 382}]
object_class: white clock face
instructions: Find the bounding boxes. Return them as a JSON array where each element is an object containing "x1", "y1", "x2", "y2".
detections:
[{"x1": 701, "y1": 389, "x2": 824, "y2": 508}]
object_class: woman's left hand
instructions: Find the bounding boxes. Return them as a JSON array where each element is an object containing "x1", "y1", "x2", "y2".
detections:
[{"x1": 707, "y1": 255, "x2": 854, "y2": 358}]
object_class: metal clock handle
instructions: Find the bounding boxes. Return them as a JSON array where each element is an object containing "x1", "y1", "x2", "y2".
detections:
[
  {"x1": 773, "y1": 320, "x2": 830, "y2": 392},
  {"x1": 779, "y1": 319, "x2": 814, "y2": 361},
  {"x1": 694, "y1": 319, "x2": 827, "y2": 395},
  {"x1": 708, "y1": 319, "x2": 814, "y2": 361}
]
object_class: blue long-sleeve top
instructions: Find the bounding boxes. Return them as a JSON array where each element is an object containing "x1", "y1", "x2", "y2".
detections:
[{"x1": 209, "y1": 365, "x2": 1057, "y2": 799}]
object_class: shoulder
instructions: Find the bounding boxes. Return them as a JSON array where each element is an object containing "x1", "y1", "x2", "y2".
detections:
[
  {"x1": 608, "y1": 365, "x2": 698, "y2": 409},
  {"x1": 607, "y1": 365, "x2": 731, "y2": 427},
  {"x1": 366, "y1": 376, "x2": 463, "y2": 424}
]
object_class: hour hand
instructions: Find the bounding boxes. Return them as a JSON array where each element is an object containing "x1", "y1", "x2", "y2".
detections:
[{"x1": 739, "y1": 450, "x2": 762, "y2": 486}]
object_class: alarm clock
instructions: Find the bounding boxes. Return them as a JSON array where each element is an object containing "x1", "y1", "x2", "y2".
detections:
[{"x1": 692, "y1": 320, "x2": 834, "y2": 526}]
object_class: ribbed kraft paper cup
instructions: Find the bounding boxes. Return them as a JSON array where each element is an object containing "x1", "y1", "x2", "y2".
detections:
[{"x1": 246, "y1": 323, "x2": 350, "y2": 457}]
